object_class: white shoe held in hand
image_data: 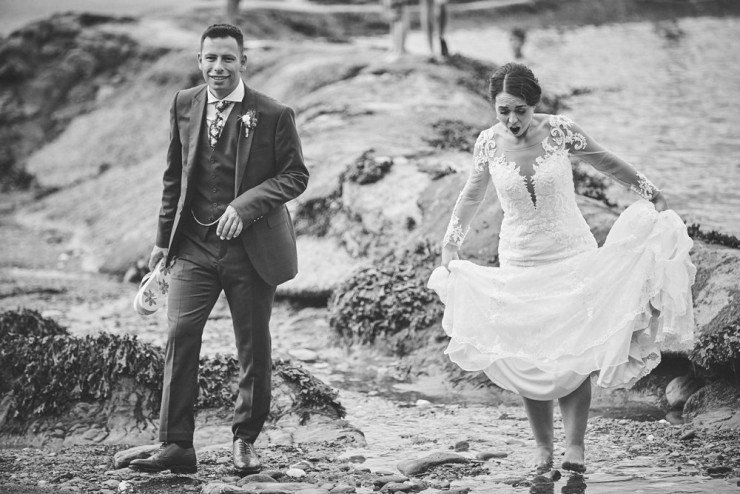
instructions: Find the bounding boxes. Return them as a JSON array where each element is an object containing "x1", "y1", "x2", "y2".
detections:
[{"x1": 133, "y1": 259, "x2": 171, "y2": 316}]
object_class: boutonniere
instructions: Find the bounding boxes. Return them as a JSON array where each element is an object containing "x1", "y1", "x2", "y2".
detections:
[{"x1": 239, "y1": 109, "x2": 258, "y2": 138}]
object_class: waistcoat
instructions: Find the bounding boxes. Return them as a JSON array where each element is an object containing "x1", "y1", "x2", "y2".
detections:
[{"x1": 190, "y1": 101, "x2": 243, "y2": 229}]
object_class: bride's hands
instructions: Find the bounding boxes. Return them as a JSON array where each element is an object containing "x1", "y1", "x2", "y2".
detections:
[
  {"x1": 651, "y1": 191, "x2": 668, "y2": 212},
  {"x1": 441, "y1": 245, "x2": 460, "y2": 269}
]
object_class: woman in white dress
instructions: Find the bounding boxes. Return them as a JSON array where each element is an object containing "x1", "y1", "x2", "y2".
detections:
[{"x1": 427, "y1": 63, "x2": 695, "y2": 473}]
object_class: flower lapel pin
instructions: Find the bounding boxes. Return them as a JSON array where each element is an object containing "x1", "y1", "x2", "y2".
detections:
[{"x1": 240, "y1": 109, "x2": 258, "y2": 138}]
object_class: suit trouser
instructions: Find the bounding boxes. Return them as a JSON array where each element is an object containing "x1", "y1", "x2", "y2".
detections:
[{"x1": 159, "y1": 222, "x2": 275, "y2": 443}]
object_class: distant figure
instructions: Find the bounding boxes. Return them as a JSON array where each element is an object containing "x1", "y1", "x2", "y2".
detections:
[
  {"x1": 655, "y1": 19, "x2": 684, "y2": 42},
  {"x1": 226, "y1": 0, "x2": 241, "y2": 24},
  {"x1": 509, "y1": 27, "x2": 527, "y2": 59},
  {"x1": 382, "y1": 0, "x2": 412, "y2": 60},
  {"x1": 420, "y1": 0, "x2": 449, "y2": 59}
]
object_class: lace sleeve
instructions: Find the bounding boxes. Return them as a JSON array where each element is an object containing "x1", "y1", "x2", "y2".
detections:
[
  {"x1": 557, "y1": 117, "x2": 661, "y2": 201},
  {"x1": 442, "y1": 131, "x2": 492, "y2": 248}
]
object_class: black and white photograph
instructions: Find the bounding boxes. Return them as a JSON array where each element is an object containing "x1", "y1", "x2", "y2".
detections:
[{"x1": 0, "y1": 0, "x2": 739, "y2": 492}]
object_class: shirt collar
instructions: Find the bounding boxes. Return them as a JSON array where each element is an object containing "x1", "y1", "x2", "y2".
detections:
[{"x1": 206, "y1": 78, "x2": 245, "y2": 104}]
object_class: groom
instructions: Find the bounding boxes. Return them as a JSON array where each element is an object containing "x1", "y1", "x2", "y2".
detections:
[{"x1": 130, "y1": 24, "x2": 309, "y2": 474}]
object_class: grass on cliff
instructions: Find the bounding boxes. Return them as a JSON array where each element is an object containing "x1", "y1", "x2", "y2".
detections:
[{"x1": 0, "y1": 309, "x2": 343, "y2": 422}]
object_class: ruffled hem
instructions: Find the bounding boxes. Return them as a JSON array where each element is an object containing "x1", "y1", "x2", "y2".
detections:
[{"x1": 427, "y1": 200, "x2": 696, "y2": 399}]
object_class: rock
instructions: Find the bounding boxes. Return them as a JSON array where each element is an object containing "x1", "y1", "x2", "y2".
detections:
[
  {"x1": 338, "y1": 453, "x2": 366, "y2": 464},
  {"x1": 286, "y1": 468, "x2": 306, "y2": 478},
  {"x1": 397, "y1": 452, "x2": 469, "y2": 476},
  {"x1": 680, "y1": 430, "x2": 697, "y2": 441},
  {"x1": 415, "y1": 399, "x2": 432, "y2": 408},
  {"x1": 373, "y1": 475, "x2": 409, "y2": 488},
  {"x1": 238, "y1": 473, "x2": 277, "y2": 484},
  {"x1": 546, "y1": 470, "x2": 562, "y2": 482},
  {"x1": 707, "y1": 465, "x2": 732, "y2": 475},
  {"x1": 329, "y1": 485, "x2": 356, "y2": 493},
  {"x1": 381, "y1": 483, "x2": 411, "y2": 493},
  {"x1": 202, "y1": 483, "x2": 315, "y2": 494},
  {"x1": 117, "y1": 481, "x2": 134, "y2": 492},
  {"x1": 290, "y1": 460, "x2": 313, "y2": 471},
  {"x1": 112, "y1": 444, "x2": 160, "y2": 468},
  {"x1": 263, "y1": 470, "x2": 285, "y2": 480},
  {"x1": 216, "y1": 456, "x2": 231, "y2": 464},
  {"x1": 476, "y1": 451, "x2": 508, "y2": 460},
  {"x1": 102, "y1": 479, "x2": 120, "y2": 489},
  {"x1": 296, "y1": 490, "x2": 331, "y2": 494},
  {"x1": 665, "y1": 411, "x2": 685, "y2": 425},
  {"x1": 453, "y1": 440, "x2": 469, "y2": 452},
  {"x1": 666, "y1": 376, "x2": 702, "y2": 409}
]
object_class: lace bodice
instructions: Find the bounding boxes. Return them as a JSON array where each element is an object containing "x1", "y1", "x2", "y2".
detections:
[{"x1": 443, "y1": 115, "x2": 660, "y2": 267}]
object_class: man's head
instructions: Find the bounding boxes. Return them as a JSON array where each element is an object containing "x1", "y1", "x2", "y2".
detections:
[{"x1": 198, "y1": 24, "x2": 246, "y2": 99}]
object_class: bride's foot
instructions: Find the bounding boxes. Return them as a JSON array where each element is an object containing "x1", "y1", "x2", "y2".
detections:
[
  {"x1": 561, "y1": 444, "x2": 586, "y2": 473},
  {"x1": 534, "y1": 445, "x2": 553, "y2": 474}
]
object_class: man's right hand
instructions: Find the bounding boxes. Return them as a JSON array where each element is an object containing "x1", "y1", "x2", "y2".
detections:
[
  {"x1": 148, "y1": 246, "x2": 169, "y2": 272},
  {"x1": 441, "y1": 245, "x2": 460, "y2": 270}
]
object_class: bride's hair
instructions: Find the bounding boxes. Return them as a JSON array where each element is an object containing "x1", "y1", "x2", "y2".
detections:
[{"x1": 489, "y1": 63, "x2": 541, "y2": 106}]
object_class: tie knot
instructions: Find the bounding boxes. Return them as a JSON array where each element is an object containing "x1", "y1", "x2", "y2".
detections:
[{"x1": 215, "y1": 100, "x2": 230, "y2": 112}]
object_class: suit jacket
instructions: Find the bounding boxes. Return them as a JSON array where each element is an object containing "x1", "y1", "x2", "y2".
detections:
[{"x1": 155, "y1": 81, "x2": 309, "y2": 286}]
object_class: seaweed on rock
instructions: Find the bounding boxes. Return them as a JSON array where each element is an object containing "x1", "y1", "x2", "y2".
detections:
[
  {"x1": 327, "y1": 241, "x2": 444, "y2": 355},
  {"x1": 692, "y1": 320, "x2": 740, "y2": 383},
  {"x1": 0, "y1": 309, "x2": 345, "y2": 422}
]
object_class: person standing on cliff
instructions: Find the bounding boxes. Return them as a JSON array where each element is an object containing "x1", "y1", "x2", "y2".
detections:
[{"x1": 130, "y1": 23, "x2": 309, "y2": 475}]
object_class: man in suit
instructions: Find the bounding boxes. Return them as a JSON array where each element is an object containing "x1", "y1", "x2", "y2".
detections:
[{"x1": 130, "y1": 23, "x2": 309, "y2": 475}]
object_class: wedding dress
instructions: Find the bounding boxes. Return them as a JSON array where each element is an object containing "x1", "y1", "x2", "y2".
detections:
[{"x1": 427, "y1": 115, "x2": 696, "y2": 400}]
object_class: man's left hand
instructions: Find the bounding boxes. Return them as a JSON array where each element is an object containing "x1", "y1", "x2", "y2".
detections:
[{"x1": 217, "y1": 205, "x2": 244, "y2": 240}]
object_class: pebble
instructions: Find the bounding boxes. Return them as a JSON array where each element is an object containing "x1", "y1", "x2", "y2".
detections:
[
  {"x1": 102, "y1": 479, "x2": 120, "y2": 489},
  {"x1": 415, "y1": 399, "x2": 432, "y2": 408},
  {"x1": 329, "y1": 484, "x2": 356, "y2": 493},
  {"x1": 118, "y1": 481, "x2": 134, "y2": 492},
  {"x1": 707, "y1": 465, "x2": 732, "y2": 475},
  {"x1": 453, "y1": 441, "x2": 469, "y2": 452},
  {"x1": 680, "y1": 430, "x2": 697, "y2": 440},
  {"x1": 237, "y1": 473, "x2": 276, "y2": 485},
  {"x1": 286, "y1": 468, "x2": 307, "y2": 478},
  {"x1": 476, "y1": 451, "x2": 508, "y2": 460},
  {"x1": 397, "y1": 452, "x2": 469, "y2": 476},
  {"x1": 291, "y1": 460, "x2": 313, "y2": 470},
  {"x1": 381, "y1": 482, "x2": 411, "y2": 493},
  {"x1": 216, "y1": 456, "x2": 231, "y2": 464},
  {"x1": 373, "y1": 475, "x2": 410, "y2": 487}
]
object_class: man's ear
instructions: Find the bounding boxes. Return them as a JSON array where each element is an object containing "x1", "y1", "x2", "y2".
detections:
[
  {"x1": 197, "y1": 51, "x2": 203, "y2": 68},
  {"x1": 240, "y1": 53, "x2": 247, "y2": 69}
]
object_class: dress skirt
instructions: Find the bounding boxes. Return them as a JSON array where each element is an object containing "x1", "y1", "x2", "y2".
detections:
[{"x1": 427, "y1": 200, "x2": 696, "y2": 400}]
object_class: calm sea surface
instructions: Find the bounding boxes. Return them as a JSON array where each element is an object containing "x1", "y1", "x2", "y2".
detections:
[{"x1": 412, "y1": 16, "x2": 740, "y2": 234}]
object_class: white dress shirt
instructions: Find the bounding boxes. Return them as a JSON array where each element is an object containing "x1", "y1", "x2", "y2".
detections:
[{"x1": 205, "y1": 79, "x2": 245, "y2": 125}]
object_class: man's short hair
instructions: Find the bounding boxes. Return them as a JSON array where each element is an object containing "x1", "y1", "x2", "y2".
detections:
[{"x1": 200, "y1": 24, "x2": 244, "y2": 52}]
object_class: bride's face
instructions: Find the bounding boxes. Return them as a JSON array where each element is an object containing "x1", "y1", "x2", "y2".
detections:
[{"x1": 494, "y1": 92, "x2": 535, "y2": 138}]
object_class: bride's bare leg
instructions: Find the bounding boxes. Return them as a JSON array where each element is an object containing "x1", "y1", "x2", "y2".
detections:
[
  {"x1": 522, "y1": 397, "x2": 554, "y2": 472},
  {"x1": 558, "y1": 377, "x2": 591, "y2": 472}
]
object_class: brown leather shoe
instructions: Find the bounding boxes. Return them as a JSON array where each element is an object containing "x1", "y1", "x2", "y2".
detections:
[
  {"x1": 129, "y1": 443, "x2": 197, "y2": 474},
  {"x1": 232, "y1": 438, "x2": 261, "y2": 473}
]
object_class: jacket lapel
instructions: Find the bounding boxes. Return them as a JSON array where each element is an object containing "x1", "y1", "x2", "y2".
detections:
[
  {"x1": 186, "y1": 86, "x2": 207, "y2": 180},
  {"x1": 234, "y1": 83, "x2": 258, "y2": 197}
]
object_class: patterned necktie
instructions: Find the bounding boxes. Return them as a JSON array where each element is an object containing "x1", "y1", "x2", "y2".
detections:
[{"x1": 208, "y1": 100, "x2": 231, "y2": 149}]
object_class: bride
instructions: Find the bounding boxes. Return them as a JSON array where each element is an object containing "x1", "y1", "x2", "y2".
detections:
[{"x1": 427, "y1": 63, "x2": 696, "y2": 473}]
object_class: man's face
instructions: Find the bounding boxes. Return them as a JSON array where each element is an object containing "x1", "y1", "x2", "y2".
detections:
[{"x1": 198, "y1": 36, "x2": 246, "y2": 99}]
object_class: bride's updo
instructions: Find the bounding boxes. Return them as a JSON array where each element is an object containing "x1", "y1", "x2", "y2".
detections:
[{"x1": 489, "y1": 63, "x2": 541, "y2": 106}]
